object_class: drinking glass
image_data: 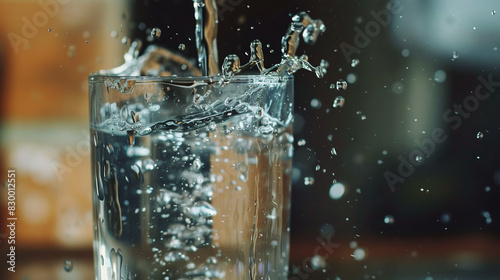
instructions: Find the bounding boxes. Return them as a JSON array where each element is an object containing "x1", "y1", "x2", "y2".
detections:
[{"x1": 89, "y1": 74, "x2": 294, "y2": 279}]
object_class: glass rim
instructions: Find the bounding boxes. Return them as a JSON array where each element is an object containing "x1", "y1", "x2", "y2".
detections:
[{"x1": 88, "y1": 74, "x2": 293, "y2": 85}]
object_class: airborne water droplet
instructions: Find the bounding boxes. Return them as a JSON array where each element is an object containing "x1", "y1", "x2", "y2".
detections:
[
  {"x1": 329, "y1": 182, "x2": 345, "y2": 200},
  {"x1": 415, "y1": 155, "x2": 423, "y2": 162},
  {"x1": 384, "y1": 215, "x2": 395, "y2": 224},
  {"x1": 352, "y1": 248, "x2": 366, "y2": 261},
  {"x1": 333, "y1": 96, "x2": 345, "y2": 108},
  {"x1": 179, "y1": 43, "x2": 186, "y2": 51},
  {"x1": 336, "y1": 79, "x2": 347, "y2": 91},
  {"x1": 311, "y1": 255, "x2": 327, "y2": 270},
  {"x1": 63, "y1": 260, "x2": 73, "y2": 272},
  {"x1": 434, "y1": 70, "x2": 447, "y2": 83},
  {"x1": 304, "y1": 177, "x2": 315, "y2": 185},
  {"x1": 151, "y1": 27, "x2": 162, "y2": 39},
  {"x1": 477, "y1": 132, "x2": 484, "y2": 139},
  {"x1": 351, "y1": 58, "x2": 360, "y2": 67}
]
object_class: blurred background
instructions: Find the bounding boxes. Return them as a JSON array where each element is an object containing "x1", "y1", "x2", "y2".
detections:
[{"x1": 1, "y1": 0, "x2": 500, "y2": 279}]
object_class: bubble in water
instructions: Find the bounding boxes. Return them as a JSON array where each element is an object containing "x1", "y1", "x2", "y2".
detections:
[
  {"x1": 188, "y1": 201, "x2": 217, "y2": 218},
  {"x1": 179, "y1": 43, "x2": 186, "y2": 51},
  {"x1": 304, "y1": 177, "x2": 315, "y2": 185},
  {"x1": 477, "y1": 132, "x2": 484, "y2": 139},
  {"x1": 452, "y1": 51, "x2": 459, "y2": 60},
  {"x1": 331, "y1": 147, "x2": 337, "y2": 156},
  {"x1": 384, "y1": 215, "x2": 395, "y2": 224},
  {"x1": 311, "y1": 255, "x2": 327, "y2": 270},
  {"x1": 493, "y1": 10, "x2": 496, "y2": 15},
  {"x1": 48, "y1": 28, "x2": 52, "y2": 32},
  {"x1": 258, "y1": 125, "x2": 274, "y2": 135},
  {"x1": 351, "y1": 58, "x2": 360, "y2": 68},
  {"x1": 485, "y1": 186, "x2": 491, "y2": 192},
  {"x1": 336, "y1": 79, "x2": 347, "y2": 91},
  {"x1": 63, "y1": 260, "x2": 73, "y2": 272},
  {"x1": 434, "y1": 70, "x2": 447, "y2": 83},
  {"x1": 333, "y1": 96, "x2": 345, "y2": 108},
  {"x1": 151, "y1": 27, "x2": 161, "y2": 39},
  {"x1": 329, "y1": 182, "x2": 345, "y2": 200}
]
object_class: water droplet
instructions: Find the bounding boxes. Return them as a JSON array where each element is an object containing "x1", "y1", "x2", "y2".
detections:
[
  {"x1": 151, "y1": 27, "x2": 161, "y2": 39},
  {"x1": 311, "y1": 255, "x2": 327, "y2": 270},
  {"x1": 352, "y1": 248, "x2": 366, "y2": 261},
  {"x1": 222, "y1": 54, "x2": 241, "y2": 76},
  {"x1": 336, "y1": 79, "x2": 347, "y2": 91},
  {"x1": 121, "y1": 36, "x2": 129, "y2": 45},
  {"x1": 346, "y1": 73, "x2": 357, "y2": 84},
  {"x1": 333, "y1": 96, "x2": 345, "y2": 108},
  {"x1": 477, "y1": 132, "x2": 484, "y2": 139},
  {"x1": 485, "y1": 186, "x2": 491, "y2": 192},
  {"x1": 440, "y1": 213, "x2": 451, "y2": 223},
  {"x1": 415, "y1": 155, "x2": 423, "y2": 162},
  {"x1": 384, "y1": 215, "x2": 395, "y2": 224},
  {"x1": 434, "y1": 70, "x2": 447, "y2": 83},
  {"x1": 452, "y1": 51, "x2": 459, "y2": 60},
  {"x1": 480, "y1": 211, "x2": 493, "y2": 224},
  {"x1": 351, "y1": 58, "x2": 360, "y2": 67},
  {"x1": 48, "y1": 28, "x2": 52, "y2": 32},
  {"x1": 304, "y1": 177, "x2": 315, "y2": 186},
  {"x1": 493, "y1": 10, "x2": 497, "y2": 15},
  {"x1": 258, "y1": 125, "x2": 274, "y2": 135},
  {"x1": 329, "y1": 182, "x2": 345, "y2": 200},
  {"x1": 63, "y1": 260, "x2": 73, "y2": 272},
  {"x1": 331, "y1": 147, "x2": 337, "y2": 156},
  {"x1": 391, "y1": 82, "x2": 404, "y2": 94},
  {"x1": 401, "y1": 48, "x2": 410, "y2": 57},
  {"x1": 310, "y1": 98, "x2": 322, "y2": 108},
  {"x1": 297, "y1": 139, "x2": 306, "y2": 146},
  {"x1": 188, "y1": 201, "x2": 217, "y2": 218},
  {"x1": 178, "y1": 43, "x2": 186, "y2": 51}
]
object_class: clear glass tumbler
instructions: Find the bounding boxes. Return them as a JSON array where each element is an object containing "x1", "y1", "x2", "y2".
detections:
[{"x1": 89, "y1": 74, "x2": 294, "y2": 279}]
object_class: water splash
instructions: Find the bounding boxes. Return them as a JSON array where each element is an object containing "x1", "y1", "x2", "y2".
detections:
[{"x1": 63, "y1": 260, "x2": 73, "y2": 272}]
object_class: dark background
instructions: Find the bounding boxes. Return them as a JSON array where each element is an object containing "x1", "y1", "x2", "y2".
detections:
[{"x1": 130, "y1": 0, "x2": 500, "y2": 278}]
